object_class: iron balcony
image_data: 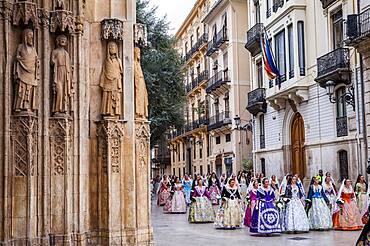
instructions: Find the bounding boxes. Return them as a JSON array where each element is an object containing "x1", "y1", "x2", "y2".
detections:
[
  {"x1": 206, "y1": 70, "x2": 230, "y2": 94},
  {"x1": 346, "y1": 9, "x2": 370, "y2": 47},
  {"x1": 245, "y1": 23, "x2": 264, "y2": 57},
  {"x1": 208, "y1": 111, "x2": 232, "y2": 131},
  {"x1": 246, "y1": 88, "x2": 267, "y2": 116},
  {"x1": 320, "y1": 0, "x2": 336, "y2": 9}
]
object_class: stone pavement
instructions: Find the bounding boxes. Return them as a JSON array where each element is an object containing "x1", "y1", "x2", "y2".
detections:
[{"x1": 152, "y1": 199, "x2": 360, "y2": 246}]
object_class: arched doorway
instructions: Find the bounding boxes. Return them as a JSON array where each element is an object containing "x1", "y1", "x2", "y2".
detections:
[{"x1": 291, "y1": 113, "x2": 306, "y2": 178}]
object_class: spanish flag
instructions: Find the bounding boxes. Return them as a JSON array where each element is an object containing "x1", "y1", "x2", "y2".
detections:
[{"x1": 260, "y1": 34, "x2": 281, "y2": 88}]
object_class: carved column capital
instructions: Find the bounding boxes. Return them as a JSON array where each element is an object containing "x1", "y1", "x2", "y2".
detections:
[
  {"x1": 37, "y1": 8, "x2": 49, "y2": 28},
  {"x1": 12, "y1": 1, "x2": 39, "y2": 28},
  {"x1": 101, "y1": 18, "x2": 124, "y2": 40},
  {"x1": 0, "y1": 1, "x2": 13, "y2": 21}
]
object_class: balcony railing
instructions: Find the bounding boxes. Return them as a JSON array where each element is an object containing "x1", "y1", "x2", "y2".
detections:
[
  {"x1": 260, "y1": 134, "x2": 265, "y2": 149},
  {"x1": 247, "y1": 88, "x2": 267, "y2": 116},
  {"x1": 273, "y1": 0, "x2": 284, "y2": 12},
  {"x1": 184, "y1": 33, "x2": 209, "y2": 62},
  {"x1": 186, "y1": 70, "x2": 209, "y2": 94},
  {"x1": 206, "y1": 26, "x2": 228, "y2": 57},
  {"x1": 320, "y1": 0, "x2": 336, "y2": 9},
  {"x1": 245, "y1": 23, "x2": 264, "y2": 57},
  {"x1": 346, "y1": 9, "x2": 370, "y2": 46},
  {"x1": 206, "y1": 70, "x2": 230, "y2": 94},
  {"x1": 315, "y1": 48, "x2": 351, "y2": 87},
  {"x1": 336, "y1": 116, "x2": 348, "y2": 137},
  {"x1": 208, "y1": 111, "x2": 231, "y2": 131}
]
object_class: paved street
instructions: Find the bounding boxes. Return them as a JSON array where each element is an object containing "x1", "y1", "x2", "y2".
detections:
[{"x1": 152, "y1": 198, "x2": 360, "y2": 246}]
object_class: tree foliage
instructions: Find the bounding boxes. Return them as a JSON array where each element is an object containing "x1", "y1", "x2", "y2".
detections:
[{"x1": 136, "y1": 0, "x2": 185, "y2": 146}]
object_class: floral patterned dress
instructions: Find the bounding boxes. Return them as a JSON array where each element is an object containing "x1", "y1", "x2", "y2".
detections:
[
  {"x1": 163, "y1": 183, "x2": 187, "y2": 214},
  {"x1": 284, "y1": 184, "x2": 310, "y2": 232},
  {"x1": 356, "y1": 183, "x2": 368, "y2": 216},
  {"x1": 307, "y1": 184, "x2": 332, "y2": 230},
  {"x1": 157, "y1": 180, "x2": 171, "y2": 206},
  {"x1": 188, "y1": 186, "x2": 215, "y2": 223}
]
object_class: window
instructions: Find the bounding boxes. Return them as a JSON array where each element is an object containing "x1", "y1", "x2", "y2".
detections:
[
  {"x1": 207, "y1": 134, "x2": 210, "y2": 157},
  {"x1": 222, "y1": 12, "x2": 227, "y2": 28},
  {"x1": 336, "y1": 87, "x2": 348, "y2": 137},
  {"x1": 193, "y1": 143, "x2": 196, "y2": 159},
  {"x1": 182, "y1": 142, "x2": 185, "y2": 161},
  {"x1": 207, "y1": 164, "x2": 211, "y2": 174},
  {"x1": 266, "y1": 0, "x2": 271, "y2": 18},
  {"x1": 200, "y1": 165, "x2": 203, "y2": 175},
  {"x1": 183, "y1": 167, "x2": 186, "y2": 176},
  {"x1": 274, "y1": 30, "x2": 286, "y2": 82},
  {"x1": 216, "y1": 136, "x2": 221, "y2": 144},
  {"x1": 257, "y1": 60, "x2": 263, "y2": 88},
  {"x1": 196, "y1": 27, "x2": 200, "y2": 40},
  {"x1": 214, "y1": 98, "x2": 219, "y2": 116},
  {"x1": 191, "y1": 103, "x2": 195, "y2": 122},
  {"x1": 260, "y1": 115, "x2": 265, "y2": 149},
  {"x1": 288, "y1": 24, "x2": 294, "y2": 79},
  {"x1": 338, "y1": 150, "x2": 348, "y2": 180},
  {"x1": 185, "y1": 42, "x2": 188, "y2": 53},
  {"x1": 190, "y1": 35, "x2": 194, "y2": 47},
  {"x1": 178, "y1": 143, "x2": 180, "y2": 161},
  {"x1": 297, "y1": 21, "x2": 305, "y2": 76},
  {"x1": 173, "y1": 168, "x2": 175, "y2": 176},
  {"x1": 199, "y1": 147, "x2": 203, "y2": 159},
  {"x1": 223, "y1": 52, "x2": 228, "y2": 71},
  {"x1": 255, "y1": 1, "x2": 261, "y2": 23},
  {"x1": 178, "y1": 168, "x2": 181, "y2": 177},
  {"x1": 194, "y1": 166, "x2": 197, "y2": 174},
  {"x1": 224, "y1": 92, "x2": 230, "y2": 113},
  {"x1": 261, "y1": 158, "x2": 266, "y2": 176},
  {"x1": 226, "y1": 133, "x2": 231, "y2": 142},
  {"x1": 332, "y1": 8, "x2": 343, "y2": 49},
  {"x1": 212, "y1": 24, "x2": 217, "y2": 40}
]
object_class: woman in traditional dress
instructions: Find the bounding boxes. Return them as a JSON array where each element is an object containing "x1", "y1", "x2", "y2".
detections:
[
  {"x1": 355, "y1": 174, "x2": 368, "y2": 216},
  {"x1": 163, "y1": 177, "x2": 187, "y2": 214},
  {"x1": 306, "y1": 176, "x2": 332, "y2": 230},
  {"x1": 214, "y1": 178, "x2": 244, "y2": 229},
  {"x1": 220, "y1": 173, "x2": 227, "y2": 189},
  {"x1": 208, "y1": 173, "x2": 221, "y2": 205},
  {"x1": 250, "y1": 178, "x2": 281, "y2": 235},
  {"x1": 333, "y1": 179, "x2": 363, "y2": 231},
  {"x1": 182, "y1": 174, "x2": 193, "y2": 206},
  {"x1": 157, "y1": 175, "x2": 171, "y2": 206},
  {"x1": 283, "y1": 176, "x2": 310, "y2": 233},
  {"x1": 323, "y1": 176, "x2": 339, "y2": 216},
  {"x1": 278, "y1": 173, "x2": 292, "y2": 231},
  {"x1": 238, "y1": 172, "x2": 249, "y2": 201},
  {"x1": 244, "y1": 180, "x2": 258, "y2": 227},
  {"x1": 188, "y1": 177, "x2": 215, "y2": 223}
]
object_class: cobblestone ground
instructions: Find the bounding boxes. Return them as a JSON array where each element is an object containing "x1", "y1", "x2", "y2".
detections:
[{"x1": 151, "y1": 197, "x2": 360, "y2": 246}]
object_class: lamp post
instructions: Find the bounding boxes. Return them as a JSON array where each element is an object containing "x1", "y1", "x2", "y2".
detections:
[{"x1": 325, "y1": 80, "x2": 355, "y2": 111}]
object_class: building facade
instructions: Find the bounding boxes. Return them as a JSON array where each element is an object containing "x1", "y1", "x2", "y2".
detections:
[
  {"x1": 170, "y1": 0, "x2": 252, "y2": 178},
  {"x1": 245, "y1": 0, "x2": 366, "y2": 182}
]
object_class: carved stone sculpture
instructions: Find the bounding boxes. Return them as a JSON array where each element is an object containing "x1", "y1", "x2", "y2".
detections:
[
  {"x1": 101, "y1": 19, "x2": 124, "y2": 40},
  {"x1": 13, "y1": 29, "x2": 39, "y2": 112},
  {"x1": 134, "y1": 47, "x2": 148, "y2": 119},
  {"x1": 12, "y1": 1, "x2": 39, "y2": 28},
  {"x1": 100, "y1": 41, "x2": 122, "y2": 117},
  {"x1": 51, "y1": 35, "x2": 73, "y2": 114}
]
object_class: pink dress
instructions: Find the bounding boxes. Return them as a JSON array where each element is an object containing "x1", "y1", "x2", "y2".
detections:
[{"x1": 244, "y1": 189, "x2": 257, "y2": 227}]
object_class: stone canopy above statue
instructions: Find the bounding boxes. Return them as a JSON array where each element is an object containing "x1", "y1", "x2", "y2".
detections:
[{"x1": 101, "y1": 18, "x2": 124, "y2": 40}]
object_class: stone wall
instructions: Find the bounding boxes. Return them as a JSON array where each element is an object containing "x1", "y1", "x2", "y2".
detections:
[{"x1": 0, "y1": 0, "x2": 153, "y2": 245}]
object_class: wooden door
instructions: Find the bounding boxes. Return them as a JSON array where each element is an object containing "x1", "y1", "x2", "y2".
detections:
[{"x1": 291, "y1": 114, "x2": 306, "y2": 178}]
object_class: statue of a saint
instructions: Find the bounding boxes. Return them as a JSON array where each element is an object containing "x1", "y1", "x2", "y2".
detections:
[
  {"x1": 100, "y1": 41, "x2": 122, "y2": 117},
  {"x1": 13, "y1": 28, "x2": 39, "y2": 112},
  {"x1": 51, "y1": 35, "x2": 73, "y2": 115},
  {"x1": 134, "y1": 47, "x2": 148, "y2": 119}
]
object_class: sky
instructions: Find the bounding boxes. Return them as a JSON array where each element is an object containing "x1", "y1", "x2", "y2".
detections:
[{"x1": 149, "y1": 0, "x2": 197, "y2": 35}]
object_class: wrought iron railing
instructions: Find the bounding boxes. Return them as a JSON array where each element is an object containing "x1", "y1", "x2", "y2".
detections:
[
  {"x1": 248, "y1": 88, "x2": 266, "y2": 106},
  {"x1": 336, "y1": 116, "x2": 348, "y2": 137},
  {"x1": 346, "y1": 9, "x2": 370, "y2": 45},
  {"x1": 320, "y1": 0, "x2": 336, "y2": 9},
  {"x1": 317, "y1": 48, "x2": 349, "y2": 78},
  {"x1": 184, "y1": 33, "x2": 209, "y2": 62},
  {"x1": 208, "y1": 111, "x2": 231, "y2": 131},
  {"x1": 266, "y1": 8, "x2": 271, "y2": 18},
  {"x1": 273, "y1": 0, "x2": 284, "y2": 12},
  {"x1": 246, "y1": 23, "x2": 264, "y2": 46},
  {"x1": 206, "y1": 39, "x2": 217, "y2": 56},
  {"x1": 197, "y1": 70, "x2": 209, "y2": 84},
  {"x1": 215, "y1": 26, "x2": 228, "y2": 48},
  {"x1": 260, "y1": 134, "x2": 265, "y2": 149},
  {"x1": 206, "y1": 70, "x2": 230, "y2": 93}
]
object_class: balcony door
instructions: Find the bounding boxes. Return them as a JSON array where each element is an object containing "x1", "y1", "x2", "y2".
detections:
[{"x1": 291, "y1": 113, "x2": 306, "y2": 178}]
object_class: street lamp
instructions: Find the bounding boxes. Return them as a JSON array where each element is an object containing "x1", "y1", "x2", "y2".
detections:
[
  {"x1": 234, "y1": 115, "x2": 253, "y2": 132},
  {"x1": 325, "y1": 80, "x2": 355, "y2": 111}
]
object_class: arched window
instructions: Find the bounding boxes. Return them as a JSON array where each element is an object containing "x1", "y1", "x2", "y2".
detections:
[{"x1": 338, "y1": 150, "x2": 348, "y2": 180}]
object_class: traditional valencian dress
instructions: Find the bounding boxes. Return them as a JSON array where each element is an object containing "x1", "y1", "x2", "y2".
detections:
[
  {"x1": 356, "y1": 182, "x2": 368, "y2": 216},
  {"x1": 239, "y1": 177, "x2": 248, "y2": 201},
  {"x1": 183, "y1": 178, "x2": 193, "y2": 205},
  {"x1": 323, "y1": 181, "x2": 339, "y2": 216},
  {"x1": 188, "y1": 185, "x2": 215, "y2": 223},
  {"x1": 244, "y1": 188, "x2": 257, "y2": 227},
  {"x1": 250, "y1": 187, "x2": 281, "y2": 234},
  {"x1": 283, "y1": 184, "x2": 310, "y2": 232},
  {"x1": 157, "y1": 179, "x2": 171, "y2": 206},
  {"x1": 333, "y1": 186, "x2": 363, "y2": 231},
  {"x1": 163, "y1": 183, "x2": 187, "y2": 214},
  {"x1": 214, "y1": 185, "x2": 244, "y2": 229},
  {"x1": 208, "y1": 178, "x2": 221, "y2": 205},
  {"x1": 306, "y1": 184, "x2": 332, "y2": 230}
]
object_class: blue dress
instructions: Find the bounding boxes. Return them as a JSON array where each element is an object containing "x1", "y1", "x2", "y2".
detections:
[
  {"x1": 183, "y1": 179, "x2": 192, "y2": 205},
  {"x1": 250, "y1": 187, "x2": 281, "y2": 234}
]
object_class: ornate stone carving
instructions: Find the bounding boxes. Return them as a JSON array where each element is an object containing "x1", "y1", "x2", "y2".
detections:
[
  {"x1": 13, "y1": 29, "x2": 39, "y2": 113},
  {"x1": 100, "y1": 41, "x2": 122, "y2": 118},
  {"x1": 13, "y1": 1, "x2": 39, "y2": 28},
  {"x1": 135, "y1": 121, "x2": 150, "y2": 173},
  {"x1": 37, "y1": 8, "x2": 49, "y2": 28},
  {"x1": 134, "y1": 23, "x2": 147, "y2": 47},
  {"x1": 50, "y1": 117, "x2": 72, "y2": 175},
  {"x1": 134, "y1": 47, "x2": 148, "y2": 119},
  {"x1": 51, "y1": 35, "x2": 73, "y2": 115},
  {"x1": 0, "y1": 1, "x2": 13, "y2": 21},
  {"x1": 11, "y1": 114, "x2": 38, "y2": 177},
  {"x1": 74, "y1": 15, "x2": 84, "y2": 34},
  {"x1": 97, "y1": 120, "x2": 125, "y2": 174},
  {"x1": 101, "y1": 18, "x2": 124, "y2": 40},
  {"x1": 50, "y1": 10, "x2": 75, "y2": 33}
]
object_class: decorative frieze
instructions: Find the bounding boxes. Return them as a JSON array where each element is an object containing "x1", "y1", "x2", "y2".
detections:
[
  {"x1": 101, "y1": 18, "x2": 124, "y2": 40},
  {"x1": 12, "y1": 1, "x2": 39, "y2": 28}
]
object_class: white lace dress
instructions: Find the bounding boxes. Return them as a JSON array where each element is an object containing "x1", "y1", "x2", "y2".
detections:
[{"x1": 285, "y1": 185, "x2": 310, "y2": 232}]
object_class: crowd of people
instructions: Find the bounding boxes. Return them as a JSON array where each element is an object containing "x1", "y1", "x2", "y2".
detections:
[{"x1": 151, "y1": 170, "x2": 370, "y2": 244}]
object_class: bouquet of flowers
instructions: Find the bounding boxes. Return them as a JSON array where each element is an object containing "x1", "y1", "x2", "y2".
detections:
[
  {"x1": 281, "y1": 197, "x2": 290, "y2": 204},
  {"x1": 275, "y1": 200, "x2": 284, "y2": 211},
  {"x1": 245, "y1": 194, "x2": 251, "y2": 206},
  {"x1": 336, "y1": 198, "x2": 345, "y2": 206}
]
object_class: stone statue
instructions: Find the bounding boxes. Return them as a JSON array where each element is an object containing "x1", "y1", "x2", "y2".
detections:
[
  {"x1": 51, "y1": 35, "x2": 73, "y2": 115},
  {"x1": 134, "y1": 47, "x2": 148, "y2": 119},
  {"x1": 13, "y1": 28, "x2": 39, "y2": 112},
  {"x1": 100, "y1": 41, "x2": 122, "y2": 117}
]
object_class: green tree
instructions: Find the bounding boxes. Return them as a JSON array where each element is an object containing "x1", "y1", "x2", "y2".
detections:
[{"x1": 136, "y1": 0, "x2": 185, "y2": 146}]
